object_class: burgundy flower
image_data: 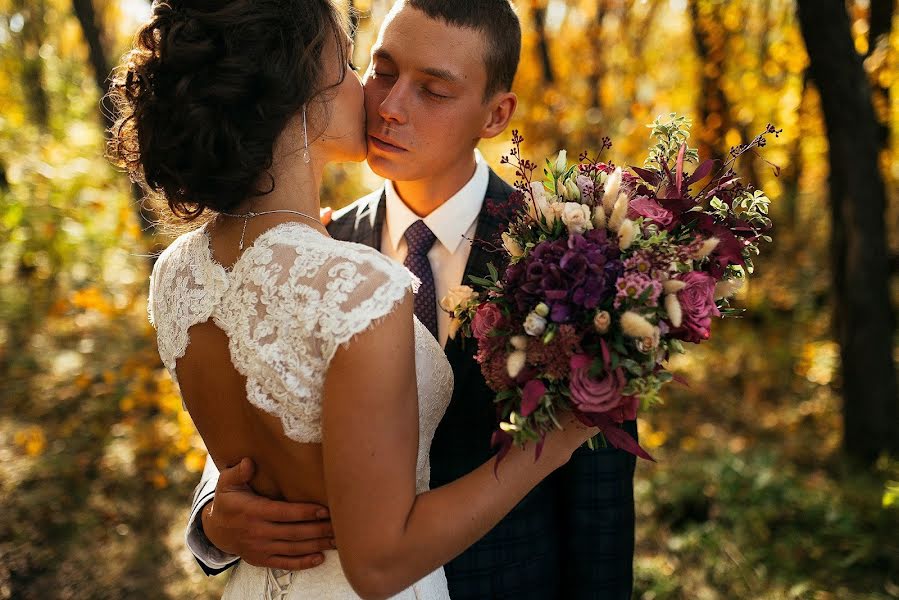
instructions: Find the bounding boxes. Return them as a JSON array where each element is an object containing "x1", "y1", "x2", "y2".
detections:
[
  {"x1": 569, "y1": 354, "x2": 627, "y2": 414},
  {"x1": 471, "y1": 303, "x2": 504, "y2": 340},
  {"x1": 628, "y1": 195, "x2": 674, "y2": 228},
  {"x1": 520, "y1": 380, "x2": 546, "y2": 417},
  {"x1": 503, "y1": 230, "x2": 622, "y2": 324},
  {"x1": 674, "y1": 271, "x2": 721, "y2": 343}
]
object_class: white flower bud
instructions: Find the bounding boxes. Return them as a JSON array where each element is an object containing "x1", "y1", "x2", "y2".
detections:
[
  {"x1": 524, "y1": 312, "x2": 547, "y2": 336},
  {"x1": 554, "y1": 150, "x2": 568, "y2": 174},
  {"x1": 593, "y1": 310, "x2": 611, "y2": 334}
]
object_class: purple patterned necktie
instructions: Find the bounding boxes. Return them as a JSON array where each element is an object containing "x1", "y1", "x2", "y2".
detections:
[{"x1": 403, "y1": 220, "x2": 438, "y2": 340}]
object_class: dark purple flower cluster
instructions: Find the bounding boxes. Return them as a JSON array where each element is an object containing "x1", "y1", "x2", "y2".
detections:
[{"x1": 504, "y1": 229, "x2": 623, "y2": 323}]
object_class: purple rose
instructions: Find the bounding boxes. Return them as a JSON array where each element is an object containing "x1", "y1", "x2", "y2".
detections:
[
  {"x1": 569, "y1": 354, "x2": 626, "y2": 414},
  {"x1": 628, "y1": 196, "x2": 674, "y2": 228},
  {"x1": 471, "y1": 303, "x2": 504, "y2": 340},
  {"x1": 674, "y1": 271, "x2": 721, "y2": 343}
]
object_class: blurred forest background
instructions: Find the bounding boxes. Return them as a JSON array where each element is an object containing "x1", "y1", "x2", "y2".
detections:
[{"x1": 1, "y1": 0, "x2": 897, "y2": 598}]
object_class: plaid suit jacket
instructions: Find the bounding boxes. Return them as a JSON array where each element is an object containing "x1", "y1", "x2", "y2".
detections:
[{"x1": 328, "y1": 169, "x2": 638, "y2": 600}]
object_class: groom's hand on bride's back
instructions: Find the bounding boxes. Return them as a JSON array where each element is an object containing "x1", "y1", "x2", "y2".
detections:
[{"x1": 201, "y1": 458, "x2": 337, "y2": 571}]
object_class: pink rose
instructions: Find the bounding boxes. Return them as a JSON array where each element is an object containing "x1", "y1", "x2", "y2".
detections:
[
  {"x1": 471, "y1": 303, "x2": 504, "y2": 340},
  {"x1": 569, "y1": 354, "x2": 626, "y2": 414},
  {"x1": 628, "y1": 196, "x2": 674, "y2": 227},
  {"x1": 674, "y1": 271, "x2": 721, "y2": 343}
]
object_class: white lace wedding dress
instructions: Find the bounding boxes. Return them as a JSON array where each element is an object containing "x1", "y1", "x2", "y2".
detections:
[{"x1": 148, "y1": 221, "x2": 453, "y2": 599}]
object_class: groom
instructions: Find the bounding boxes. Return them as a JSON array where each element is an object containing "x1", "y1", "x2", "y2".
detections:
[{"x1": 186, "y1": 1, "x2": 638, "y2": 598}]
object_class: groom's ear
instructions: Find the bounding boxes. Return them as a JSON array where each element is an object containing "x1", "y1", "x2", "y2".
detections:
[{"x1": 479, "y1": 92, "x2": 518, "y2": 140}]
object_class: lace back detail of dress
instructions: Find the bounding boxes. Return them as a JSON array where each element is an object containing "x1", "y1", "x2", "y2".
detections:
[{"x1": 149, "y1": 222, "x2": 455, "y2": 599}]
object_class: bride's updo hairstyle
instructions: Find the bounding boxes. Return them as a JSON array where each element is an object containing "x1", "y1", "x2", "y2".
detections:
[{"x1": 108, "y1": 0, "x2": 350, "y2": 221}]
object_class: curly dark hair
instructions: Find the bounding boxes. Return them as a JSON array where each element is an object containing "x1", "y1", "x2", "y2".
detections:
[{"x1": 107, "y1": 0, "x2": 349, "y2": 221}]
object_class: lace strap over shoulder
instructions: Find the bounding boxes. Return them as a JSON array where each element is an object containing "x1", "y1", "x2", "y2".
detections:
[
  {"x1": 314, "y1": 243, "x2": 417, "y2": 363},
  {"x1": 148, "y1": 229, "x2": 230, "y2": 380}
]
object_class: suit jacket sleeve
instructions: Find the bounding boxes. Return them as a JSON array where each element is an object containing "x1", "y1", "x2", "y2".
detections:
[{"x1": 185, "y1": 456, "x2": 240, "y2": 575}]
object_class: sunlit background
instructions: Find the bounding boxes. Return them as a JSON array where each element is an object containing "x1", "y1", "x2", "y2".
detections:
[{"x1": 1, "y1": 0, "x2": 897, "y2": 598}]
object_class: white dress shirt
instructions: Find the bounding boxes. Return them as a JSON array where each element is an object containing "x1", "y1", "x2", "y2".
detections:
[{"x1": 381, "y1": 150, "x2": 489, "y2": 348}]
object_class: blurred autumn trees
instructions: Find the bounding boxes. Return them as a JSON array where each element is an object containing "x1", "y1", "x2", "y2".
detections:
[
  {"x1": 797, "y1": 0, "x2": 897, "y2": 461},
  {"x1": 1, "y1": 0, "x2": 897, "y2": 597}
]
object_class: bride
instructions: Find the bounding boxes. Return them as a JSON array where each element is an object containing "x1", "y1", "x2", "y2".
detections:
[{"x1": 109, "y1": 1, "x2": 598, "y2": 598}]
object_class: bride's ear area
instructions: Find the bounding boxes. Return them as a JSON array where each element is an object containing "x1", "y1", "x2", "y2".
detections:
[{"x1": 479, "y1": 92, "x2": 518, "y2": 140}]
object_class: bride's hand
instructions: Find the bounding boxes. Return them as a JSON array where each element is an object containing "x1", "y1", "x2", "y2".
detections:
[{"x1": 538, "y1": 410, "x2": 600, "y2": 465}]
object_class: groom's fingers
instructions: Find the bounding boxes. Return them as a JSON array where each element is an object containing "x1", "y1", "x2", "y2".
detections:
[
  {"x1": 258, "y1": 520, "x2": 334, "y2": 542},
  {"x1": 265, "y1": 554, "x2": 327, "y2": 571},
  {"x1": 258, "y1": 499, "x2": 330, "y2": 523},
  {"x1": 267, "y1": 538, "x2": 336, "y2": 557}
]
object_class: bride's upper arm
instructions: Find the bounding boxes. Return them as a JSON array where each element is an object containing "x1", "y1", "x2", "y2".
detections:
[{"x1": 321, "y1": 290, "x2": 420, "y2": 594}]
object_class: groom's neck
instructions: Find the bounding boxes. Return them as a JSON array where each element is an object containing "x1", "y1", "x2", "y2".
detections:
[{"x1": 392, "y1": 153, "x2": 478, "y2": 218}]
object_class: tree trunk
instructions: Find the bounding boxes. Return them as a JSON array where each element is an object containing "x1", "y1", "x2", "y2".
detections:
[
  {"x1": 797, "y1": 0, "x2": 898, "y2": 462},
  {"x1": 13, "y1": 0, "x2": 50, "y2": 129},
  {"x1": 531, "y1": 1, "x2": 555, "y2": 84},
  {"x1": 688, "y1": 0, "x2": 733, "y2": 168}
]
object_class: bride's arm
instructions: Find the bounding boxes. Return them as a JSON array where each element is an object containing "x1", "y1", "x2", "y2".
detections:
[{"x1": 322, "y1": 293, "x2": 594, "y2": 600}]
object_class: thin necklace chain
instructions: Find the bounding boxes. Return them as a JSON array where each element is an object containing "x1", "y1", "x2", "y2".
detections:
[{"x1": 218, "y1": 209, "x2": 323, "y2": 250}]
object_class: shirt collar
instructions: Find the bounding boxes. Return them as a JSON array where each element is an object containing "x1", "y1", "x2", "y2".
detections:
[{"x1": 384, "y1": 149, "x2": 489, "y2": 255}]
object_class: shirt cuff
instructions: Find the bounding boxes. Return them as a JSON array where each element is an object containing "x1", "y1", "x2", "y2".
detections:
[{"x1": 185, "y1": 488, "x2": 240, "y2": 570}]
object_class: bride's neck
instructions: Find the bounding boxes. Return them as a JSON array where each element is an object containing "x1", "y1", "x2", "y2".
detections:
[{"x1": 237, "y1": 141, "x2": 325, "y2": 218}]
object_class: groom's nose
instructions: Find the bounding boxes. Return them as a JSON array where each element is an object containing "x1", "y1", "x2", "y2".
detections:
[{"x1": 377, "y1": 81, "x2": 409, "y2": 126}]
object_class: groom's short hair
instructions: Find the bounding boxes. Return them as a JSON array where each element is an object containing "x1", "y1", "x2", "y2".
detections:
[{"x1": 404, "y1": 0, "x2": 521, "y2": 99}]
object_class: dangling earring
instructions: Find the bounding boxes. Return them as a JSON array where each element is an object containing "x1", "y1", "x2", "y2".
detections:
[{"x1": 302, "y1": 104, "x2": 311, "y2": 164}]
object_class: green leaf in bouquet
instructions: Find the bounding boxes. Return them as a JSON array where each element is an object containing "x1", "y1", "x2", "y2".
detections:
[
  {"x1": 487, "y1": 262, "x2": 499, "y2": 283},
  {"x1": 668, "y1": 339, "x2": 686, "y2": 354},
  {"x1": 468, "y1": 275, "x2": 496, "y2": 288},
  {"x1": 494, "y1": 389, "x2": 518, "y2": 403}
]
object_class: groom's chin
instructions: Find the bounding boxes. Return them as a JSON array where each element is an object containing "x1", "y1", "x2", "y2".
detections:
[{"x1": 366, "y1": 151, "x2": 408, "y2": 181}]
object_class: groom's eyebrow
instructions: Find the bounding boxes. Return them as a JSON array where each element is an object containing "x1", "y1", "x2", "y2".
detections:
[{"x1": 373, "y1": 49, "x2": 461, "y2": 83}]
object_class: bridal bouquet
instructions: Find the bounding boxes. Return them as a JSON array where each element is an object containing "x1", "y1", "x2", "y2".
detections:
[{"x1": 441, "y1": 114, "x2": 779, "y2": 462}]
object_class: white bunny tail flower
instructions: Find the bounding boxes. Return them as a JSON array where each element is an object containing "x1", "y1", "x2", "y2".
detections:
[
  {"x1": 602, "y1": 167, "x2": 623, "y2": 212},
  {"x1": 621, "y1": 311, "x2": 656, "y2": 338},
  {"x1": 665, "y1": 293, "x2": 683, "y2": 328},
  {"x1": 663, "y1": 279, "x2": 687, "y2": 294},
  {"x1": 506, "y1": 350, "x2": 527, "y2": 378},
  {"x1": 510, "y1": 335, "x2": 529, "y2": 351},
  {"x1": 618, "y1": 218, "x2": 637, "y2": 250},
  {"x1": 715, "y1": 278, "x2": 744, "y2": 300},
  {"x1": 593, "y1": 205, "x2": 607, "y2": 229},
  {"x1": 609, "y1": 192, "x2": 629, "y2": 232},
  {"x1": 693, "y1": 237, "x2": 720, "y2": 260}
]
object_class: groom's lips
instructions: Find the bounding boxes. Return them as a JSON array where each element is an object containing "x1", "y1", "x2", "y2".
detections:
[{"x1": 368, "y1": 133, "x2": 408, "y2": 153}]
